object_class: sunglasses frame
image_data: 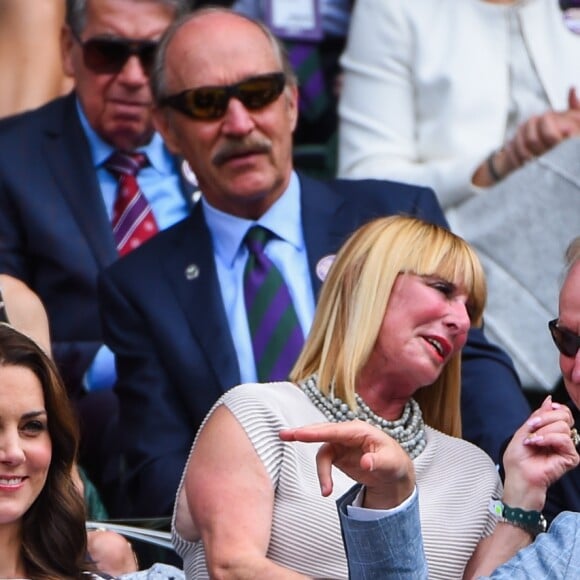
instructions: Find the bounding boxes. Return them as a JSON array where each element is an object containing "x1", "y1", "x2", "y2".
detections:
[
  {"x1": 549, "y1": 319, "x2": 580, "y2": 358},
  {"x1": 72, "y1": 30, "x2": 158, "y2": 75},
  {"x1": 159, "y1": 72, "x2": 287, "y2": 120}
]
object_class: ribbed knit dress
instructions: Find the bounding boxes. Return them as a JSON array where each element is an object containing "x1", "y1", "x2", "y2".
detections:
[{"x1": 173, "y1": 382, "x2": 502, "y2": 580}]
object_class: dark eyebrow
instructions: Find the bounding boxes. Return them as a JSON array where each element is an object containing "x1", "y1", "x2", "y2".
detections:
[{"x1": 21, "y1": 410, "x2": 47, "y2": 420}]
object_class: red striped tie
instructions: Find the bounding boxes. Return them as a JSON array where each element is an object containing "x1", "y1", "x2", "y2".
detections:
[{"x1": 105, "y1": 152, "x2": 159, "y2": 256}]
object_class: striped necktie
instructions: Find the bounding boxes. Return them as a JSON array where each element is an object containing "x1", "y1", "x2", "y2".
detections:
[
  {"x1": 105, "y1": 151, "x2": 159, "y2": 256},
  {"x1": 243, "y1": 226, "x2": 304, "y2": 382}
]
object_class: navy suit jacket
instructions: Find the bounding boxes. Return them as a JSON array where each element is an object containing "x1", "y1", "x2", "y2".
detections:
[
  {"x1": 99, "y1": 174, "x2": 531, "y2": 516},
  {"x1": 0, "y1": 93, "x2": 195, "y2": 396}
]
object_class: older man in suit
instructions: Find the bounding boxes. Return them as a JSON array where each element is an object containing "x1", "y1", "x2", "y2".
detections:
[
  {"x1": 99, "y1": 8, "x2": 531, "y2": 517},
  {"x1": 0, "y1": 0, "x2": 194, "y2": 512}
]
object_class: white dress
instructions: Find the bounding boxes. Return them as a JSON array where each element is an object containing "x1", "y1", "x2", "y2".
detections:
[
  {"x1": 173, "y1": 382, "x2": 502, "y2": 580},
  {"x1": 338, "y1": 0, "x2": 580, "y2": 209},
  {"x1": 338, "y1": 0, "x2": 580, "y2": 389}
]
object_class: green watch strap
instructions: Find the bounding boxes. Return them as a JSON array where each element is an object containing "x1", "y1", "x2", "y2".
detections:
[{"x1": 489, "y1": 499, "x2": 547, "y2": 537}]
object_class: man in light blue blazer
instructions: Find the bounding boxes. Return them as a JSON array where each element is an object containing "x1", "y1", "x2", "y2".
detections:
[{"x1": 337, "y1": 488, "x2": 580, "y2": 579}]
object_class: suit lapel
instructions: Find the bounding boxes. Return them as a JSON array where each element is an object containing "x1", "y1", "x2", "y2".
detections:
[
  {"x1": 163, "y1": 203, "x2": 241, "y2": 391},
  {"x1": 158, "y1": 174, "x2": 351, "y2": 390},
  {"x1": 42, "y1": 94, "x2": 117, "y2": 268},
  {"x1": 299, "y1": 173, "x2": 350, "y2": 297}
]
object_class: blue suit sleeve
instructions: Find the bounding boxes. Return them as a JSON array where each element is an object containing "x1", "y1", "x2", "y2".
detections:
[
  {"x1": 487, "y1": 512, "x2": 580, "y2": 579},
  {"x1": 337, "y1": 484, "x2": 429, "y2": 580},
  {"x1": 98, "y1": 269, "x2": 189, "y2": 517}
]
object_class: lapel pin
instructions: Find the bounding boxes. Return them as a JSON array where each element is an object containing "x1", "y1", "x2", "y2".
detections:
[
  {"x1": 185, "y1": 264, "x2": 200, "y2": 280},
  {"x1": 316, "y1": 255, "x2": 335, "y2": 282}
]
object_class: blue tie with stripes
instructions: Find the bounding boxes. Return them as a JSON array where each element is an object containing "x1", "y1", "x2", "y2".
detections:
[{"x1": 243, "y1": 226, "x2": 304, "y2": 382}]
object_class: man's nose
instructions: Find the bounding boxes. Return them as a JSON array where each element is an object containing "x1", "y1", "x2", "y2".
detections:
[
  {"x1": 117, "y1": 54, "x2": 149, "y2": 85},
  {"x1": 221, "y1": 98, "x2": 255, "y2": 136}
]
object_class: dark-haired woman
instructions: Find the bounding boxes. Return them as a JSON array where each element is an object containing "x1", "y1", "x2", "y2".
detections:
[{"x1": 0, "y1": 322, "x2": 108, "y2": 579}]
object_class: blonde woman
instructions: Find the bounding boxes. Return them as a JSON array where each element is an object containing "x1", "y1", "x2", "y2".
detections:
[{"x1": 173, "y1": 216, "x2": 502, "y2": 579}]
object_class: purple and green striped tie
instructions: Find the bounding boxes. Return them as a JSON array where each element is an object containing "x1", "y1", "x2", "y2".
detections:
[{"x1": 243, "y1": 226, "x2": 304, "y2": 382}]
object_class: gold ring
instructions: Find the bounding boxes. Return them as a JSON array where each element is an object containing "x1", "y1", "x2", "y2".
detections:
[{"x1": 571, "y1": 428, "x2": 580, "y2": 447}]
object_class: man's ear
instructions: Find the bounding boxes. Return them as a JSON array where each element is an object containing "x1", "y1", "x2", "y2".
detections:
[
  {"x1": 153, "y1": 107, "x2": 182, "y2": 155},
  {"x1": 286, "y1": 83, "x2": 299, "y2": 133},
  {"x1": 61, "y1": 26, "x2": 76, "y2": 78}
]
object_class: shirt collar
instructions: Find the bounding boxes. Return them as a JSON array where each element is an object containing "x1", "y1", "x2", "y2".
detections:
[
  {"x1": 202, "y1": 171, "x2": 303, "y2": 267},
  {"x1": 75, "y1": 98, "x2": 172, "y2": 173}
]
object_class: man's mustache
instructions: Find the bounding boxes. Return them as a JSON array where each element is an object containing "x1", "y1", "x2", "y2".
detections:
[{"x1": 212, "y1": 137, "x2": 272, "y2": 166}]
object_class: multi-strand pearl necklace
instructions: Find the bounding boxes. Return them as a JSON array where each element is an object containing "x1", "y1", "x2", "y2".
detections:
[{"x1": 299, "y1": 375, "x2": 427, "y2": 459}]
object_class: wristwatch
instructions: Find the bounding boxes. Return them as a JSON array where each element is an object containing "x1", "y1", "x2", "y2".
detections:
[{"x1": 489, "y1": 499, "x2": 547, "y2": 537}]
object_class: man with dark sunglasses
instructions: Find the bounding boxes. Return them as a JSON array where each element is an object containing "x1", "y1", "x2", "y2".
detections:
[
  {"x1": 540, "y1": 235, "x2": 580, "y2": 527},
  {"x1": 0, "y1": 0, "x2": 193, "y2": 514},
  {"x1": 98, "y1": 7, "x2": 531, "y2": 518}
]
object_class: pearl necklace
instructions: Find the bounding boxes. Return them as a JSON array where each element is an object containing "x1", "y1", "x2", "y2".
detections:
[{"x1": 299, "y1": 375, "x2": 427, "y2": 459}]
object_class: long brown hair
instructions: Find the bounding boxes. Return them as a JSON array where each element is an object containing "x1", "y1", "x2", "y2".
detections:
[{"x1": 0, "y1": 324, "x2": 90, "y2": 579}]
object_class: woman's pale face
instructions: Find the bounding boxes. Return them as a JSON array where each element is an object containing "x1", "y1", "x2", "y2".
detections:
[
  {"x1": 559, "y1": 261, "x2": 580, "y2": 407},
  {"x1": 0, "y1": 365, "x2": 51, "y2": 528},
  {"x1": 365, "y1": 273, "x2": 471, "y2": 395}
]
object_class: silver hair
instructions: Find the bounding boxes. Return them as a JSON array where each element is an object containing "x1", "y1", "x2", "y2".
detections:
[
  {"x1": 150, "y1": 7, "x2": 298, "y2": 102},
  {"x1": 65, "y1": 0, "x2": 191, "y2": 37}
]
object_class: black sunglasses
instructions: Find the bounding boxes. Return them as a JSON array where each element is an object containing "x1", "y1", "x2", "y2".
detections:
[
  {"x1": 159, "y1": 72, "x2": 286, "y2": 120},
  {"x1": 73, "y1": 31, "x2": 158, "y2": 75},
  {"x1": 560, "y1": 0, "x2": 580, "y2": 33},
  {"x1": 549, "y1": 319, "x2": 580, "y2": 358}
]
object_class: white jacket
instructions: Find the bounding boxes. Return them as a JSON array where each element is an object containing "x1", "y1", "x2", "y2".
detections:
[{"x1": 338, "y1": 0, "x2": 580, "y2": 209}]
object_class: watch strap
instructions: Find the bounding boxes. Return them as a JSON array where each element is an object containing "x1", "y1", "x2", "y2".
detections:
[{"x1": 489, "y1": 499, "x2": 547, "y2": 537}]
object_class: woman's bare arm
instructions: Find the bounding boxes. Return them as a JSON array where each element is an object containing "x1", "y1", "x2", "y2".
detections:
[{"x1": 185, "y1": 404, "x2": 312, "y2": 579}]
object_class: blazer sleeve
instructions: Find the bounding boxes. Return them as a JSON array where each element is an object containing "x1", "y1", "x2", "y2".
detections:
[
  {"x1": 337, "y1": 484, "x2": 429, "y2": 580},
  {"x1": 488, "y1": 512, "x2": 580, "y2": 578},
  {"x1": 98, "y1": 269, "x2": 190, "y2": 517},
  {"x1": 337, "y1": 0, "x2": 482, "y2": 209}
]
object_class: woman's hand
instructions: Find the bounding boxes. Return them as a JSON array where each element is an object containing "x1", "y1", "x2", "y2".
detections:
[
  {"x1": 280, "y1": 420, "x2": 415, "y2": 509},
  {"x1": 503, "y1": 88, "x2": 580, "y2": 170},
  {"x1": 473, "y1": 87, "x2": 580, "y2": 186},
  {"x1": 502, "y1": 396, "x2": 579, "y2": 511}
]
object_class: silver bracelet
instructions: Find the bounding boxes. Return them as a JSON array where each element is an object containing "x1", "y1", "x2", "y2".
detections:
[{"x1": 486, "y1": 150, "x2": 502, "y2": 182}]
